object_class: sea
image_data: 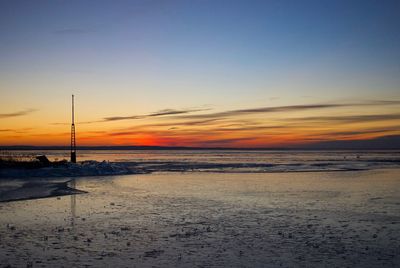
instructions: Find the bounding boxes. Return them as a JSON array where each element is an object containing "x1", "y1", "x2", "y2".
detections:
[{"x1": 7, "y1": 149, "x2": 400, "y2": 172}]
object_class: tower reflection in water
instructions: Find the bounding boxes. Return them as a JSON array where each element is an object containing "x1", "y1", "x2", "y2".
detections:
[{"x1": 70, "y1": 179, "x2": 76, "y2": 227}]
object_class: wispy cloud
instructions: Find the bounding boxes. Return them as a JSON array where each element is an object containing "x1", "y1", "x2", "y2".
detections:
[
  {"x1": 103, "y1": 115, "x2": 144, "y2": 121},
  {"x1": 180, "y1": 104, "x2": 344, "y2": 119},
  {"x1": 50, "y1": 120, "x2": 101, "y2": 125},
  {"x1": 52, "y1": 100, "x2": 400, "y2": 127},
  {"x1": 284, "y1": 113, "x2": 400, "y2": 124},
  {"x1": 122, "y1": 118, "x2": 225, "y2": 130},
  {"x1": 43, "y1": 100, "x2": 400, "y2": 148},
  {"x1": 176, "y1": 100, "x2": 400, "y2": 120},
  {"x1": 149, "y1": 108, "x2": 210, "y2": 117},
  {"x1": 50, "y1": 122, "x2": 69, "y2": 126},
  {"x1": 365, "y1": 100, "x2": 400, "y2": 105},
  {"x1": 194, "y1": 137, "x2": 257, "y2": 146},
  {"x1": 0, "y1": 109, "x2": 37, "y2": 119},
  {"x1": 108, "y1": 131, "x2": 140, "y2": 137},
  {"x1": 328, "y1": 126, "x2": 400, "y2": 137},
  {"x1": 208, "y1": 125, "x2": 290, "y2": 132},
  {"x1": 103, "y1": 108, "x2": 210, "y2": 122}
]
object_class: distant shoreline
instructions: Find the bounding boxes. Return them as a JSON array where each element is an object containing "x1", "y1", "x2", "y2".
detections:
[
  {"x1": 1, "y1": 146, "x2": 400, "y2": 151},
  {"x1": 4, "y1": 135, "x2": 400, "y2": 150}
]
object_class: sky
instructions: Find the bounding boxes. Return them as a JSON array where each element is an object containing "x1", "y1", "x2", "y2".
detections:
[{"x1": 0, "y1": 0, "x2": 400, "y2": 147}]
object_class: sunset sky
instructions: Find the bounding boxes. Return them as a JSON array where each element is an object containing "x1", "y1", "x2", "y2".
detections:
[{"x1": 1, "y1": 0, "x2": 399, "y2": 147}]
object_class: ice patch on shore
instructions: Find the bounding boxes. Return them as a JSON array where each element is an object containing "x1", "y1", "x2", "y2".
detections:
[
  {"x1": 0, "y1": 180, "x2": 87, "y2": 202},
  {"x1": 127, "y1": 160, "x2": 400, "y2": 173},
  {"x1": 1, "y1": 158, "x2": 400, "y2": 179},
  {"x1": 0, "y1": 160, "x2": 140, "y2": 179}
]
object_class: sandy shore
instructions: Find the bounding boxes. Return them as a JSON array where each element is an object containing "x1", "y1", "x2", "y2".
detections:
[
  {"x1": 0, "y1": 169, "x2": 399, "y2": 267},
  {"x1": 0, "y1": 180, "x2": 87, "y2": 203}
]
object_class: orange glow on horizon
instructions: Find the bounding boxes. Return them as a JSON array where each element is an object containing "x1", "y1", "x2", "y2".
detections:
[
  {"x1": 1, "y1": 100, "x2": 400, "y2": 148},
  {"x1": 1, "y1": 126, "x2": 398, "y2": 148}
]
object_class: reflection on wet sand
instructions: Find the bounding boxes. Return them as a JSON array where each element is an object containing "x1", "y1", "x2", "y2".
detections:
[
  {"x1": 70, "y1": 179, "x2": 76, "y2": 228},
  {"x1": 0, "y1": 179, "x2": 86, "y2": 203},
  {"x1": 0, "y1": 169, "x2": 399, "y2": 267}
]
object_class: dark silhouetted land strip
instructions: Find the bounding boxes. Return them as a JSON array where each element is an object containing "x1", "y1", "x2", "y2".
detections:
[{"x1": 1, "y1": 134, "x2": 400, "y2": 150}]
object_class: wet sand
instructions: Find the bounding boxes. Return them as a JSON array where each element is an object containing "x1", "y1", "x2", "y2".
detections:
[
  {"x1": 0, "y1": 180, "x2": 87, "y2": 203},
  {"x1": 0, "y1": 169, "x2": 399, "y2": 267}
]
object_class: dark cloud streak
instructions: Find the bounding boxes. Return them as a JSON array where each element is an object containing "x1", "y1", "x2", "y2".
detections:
[
  {"x1": 194, "y1": 137, "x2": 256, "y2": 145},
  {"x1": 0, "y1": 109, "x2": 37, "y2": 119},
  {"x1": 69, "y1": 100, "x2": 400, "y2": 125},
  {"x1": 176, "y1": 100, "x2": 400, "y2": 120},
  {"x1": 284, "y1": 113, "x2": 400, "y2": 124},
  {"x1": 103, "y1": 108, "x2": 210, "y2": 122},
  {"x1": 103, "y1": 115, "x2": 144, "y2": 121}
]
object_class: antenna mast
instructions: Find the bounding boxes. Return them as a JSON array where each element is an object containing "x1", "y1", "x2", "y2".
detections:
[{"x1": 70, "y1": 94, "x2": 76, "y2": 163}]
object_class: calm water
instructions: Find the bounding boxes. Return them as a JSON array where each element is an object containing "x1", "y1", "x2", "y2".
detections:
[
  {"x1": 11, "y1": 149, "x2": 400, "y2": 162},
  {"x1": 8, "y1": 149, "x2": 400, "y2": 173}
]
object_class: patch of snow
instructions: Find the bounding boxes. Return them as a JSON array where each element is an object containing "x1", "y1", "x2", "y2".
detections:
[{"x1": 0, "y1": 160, "x2": 140, "y2": 179}]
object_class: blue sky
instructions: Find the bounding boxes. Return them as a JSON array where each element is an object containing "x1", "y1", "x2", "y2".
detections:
[{"x1": 1, "y1": 0, "x2": 399, "y2": 146}]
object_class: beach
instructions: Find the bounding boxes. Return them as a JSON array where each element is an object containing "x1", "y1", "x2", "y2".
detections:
[
  {"x1": 1, "y1": 154, "x2": 399, "y2": 267},
  {"x1": 2, "y1": 0, "x2": 400, "y2": 266}
]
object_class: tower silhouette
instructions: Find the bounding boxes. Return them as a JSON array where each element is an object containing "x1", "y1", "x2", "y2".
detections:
[{"x1": 71, "y1": 95, "x2": 76, "y2": 163}]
